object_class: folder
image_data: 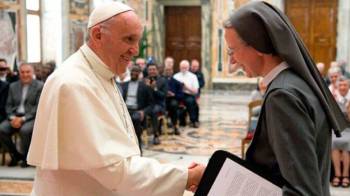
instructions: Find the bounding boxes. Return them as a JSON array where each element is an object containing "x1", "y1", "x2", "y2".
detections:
[{"x1": 195, "y1": 150, "x2": 283, "y2": 196}]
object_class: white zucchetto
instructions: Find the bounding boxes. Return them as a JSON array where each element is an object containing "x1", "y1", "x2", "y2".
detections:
[{"x1": 87, "y1": 2, "x2": 133, "y2": 28}]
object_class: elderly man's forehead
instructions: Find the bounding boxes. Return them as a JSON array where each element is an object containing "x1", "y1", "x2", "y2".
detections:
[
  {"x1": 20, "y1": 64, "x2": 34, "y2": 70},
  {"x1": 181, "y1": 62, "x2": 189, "y2": 67},
  {"x1": 0, "y1": 61, "x2": 7, "y2": 67}
]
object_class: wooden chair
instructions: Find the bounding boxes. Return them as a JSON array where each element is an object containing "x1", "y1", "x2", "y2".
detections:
[
  {"x1": 1, "y1": 144, "x2": 6, "y2": 165},
  {"x1": 241, "y1": 99, "x2": 263, "y2": 159},
  {"x1": 0, "y1": 132, "x2": 21, "y2": 165}
]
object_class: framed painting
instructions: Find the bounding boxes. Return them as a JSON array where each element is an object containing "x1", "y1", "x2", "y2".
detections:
[
  {"x1": 0, "y1": 10, "x2": 18, "y2": 68},
  {"x1": 70, "y1": 0, "x2": 90, "y2": 16},
  {"x1": 69, "y1": 20, "x2": 88, "y2": 54}
]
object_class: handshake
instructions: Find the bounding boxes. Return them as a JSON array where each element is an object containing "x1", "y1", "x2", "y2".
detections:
[{"x1": 186, "y1": 162, "x2": 206, "y2": 193}]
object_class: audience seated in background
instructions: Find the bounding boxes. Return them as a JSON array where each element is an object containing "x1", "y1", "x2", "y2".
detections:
[
  {"x1": 116, "y1": 60, "x2": 132, "y2": 83},
  {"x1": 332, "y1": 77, "x2": 350, "y2": 188},
  {"x1": 190, "y1": 59, "x2": 205, "y2": 98},
  {"x1": 135, "y1": 57, "x2": 147, "y2": 79},
  {"x1": 174, "y1": 60, "x2": 200, "y2": 128},
  {"x1": 316, "y1": 62, "x2": 325, "y2": 74},
  {"x1": 0, "y1": 80, "x2": 9, "y2": 122},
  {"x1": 144, "y1": 63, "x2": 168, "y2": 144},
  {"x1": 0, "y1": 58, "x2": 9, "y2": 82},
  {"x1": 0, "y1": 63, "x2": 43, "y2": 167},
  {"x1": 328, "y1": 66, "x2": 342, "y2": 99},
  {"x1": 41, "y1": 61, "x2": 56, "y2": 82},
  {"x1": 249, "y1": 79, "x2": 267, "y2": 132},
  {"x1": 164, "y1": 60, "x2": 184, "y2": 135},
  {"x1": 190, "y1": 59, "x2": 205, "y2": 125},
  {"x1": 121, "y1": 65, "x2": 154, "y2": 151},
  {"x1": 164, "y1": 56, "x2": 175, "y2": 76},
  {"x1": 331, "y1": 60, "x2": 350, "y2": 79},
  {"x1": 0, "y1": 58, "x2": 18, "y2": 83}
]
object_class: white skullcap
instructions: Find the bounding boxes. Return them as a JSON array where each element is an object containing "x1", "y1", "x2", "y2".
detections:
[{"x1": 87, "y1": 2, "x2": 133, "y2": 28}]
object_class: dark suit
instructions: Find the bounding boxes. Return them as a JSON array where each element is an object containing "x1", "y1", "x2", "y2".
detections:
[
  {"x1": 145, "y1": 76, "x2": 168, "y2": 137},
  {"x1": 121, "y1": 81, "x2": 153, "y2": 148},
  {"x1": 0, "y1": 79, "x2": 43, "y2": 161},
  {"x1": 165, "y1": 76, "x2": 184, "y2": 129},
  {"x1": 121, "y1": 81, "x2": 153, "y2": 111},
  {"x1": 0, "y1": 80, "x2": 9, "y2": 122},
  {"x1": 152, "y1": 76, "x2": 168, "y2": 108},
  {"x1": 192, "y1": 71, "x2": 205, "y2": 123},
  {"x1": 246, "y1": 69, "x2": 331, "y2": 196},
  {"x1": 192, "y1": 71, "x2": 205, "y2": 97}
]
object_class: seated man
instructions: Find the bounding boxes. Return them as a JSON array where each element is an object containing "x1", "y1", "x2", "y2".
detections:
[
  {"x1": 164, "y1": 60, "x2": 184, "y2": 135},
  {"x1": 0, "y1": 80, "x2": 9, "y2": 122},
  {"x1": 190, "y1": 59, "x2": 205, "y2": 126},
  {"x1": 0, "y1": 63, "x2": 43, "y2": 167},
  {"x1": 144, "y1": 63, "x2": 168, "y2": 144},
  {"x1": 0, "y1": 58, "x2": 18, "y2": 83},
  {"x1": 174, "y1": 60, "x2": 200, "y2": 128},
  {"x1": 121, "y1": 65, "x2": 153, "y2": 150},
  {"x1": 135, "y1": 57, "x2": 147, "y2": 79}
]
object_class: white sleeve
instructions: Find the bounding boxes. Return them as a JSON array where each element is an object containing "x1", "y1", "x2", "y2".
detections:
[
  {"x1": 192, "y1": 74, "x2": 199, "y2": 90},
  {"x1": 85, "y1": 156, "x2": 188, "y2": 196}
]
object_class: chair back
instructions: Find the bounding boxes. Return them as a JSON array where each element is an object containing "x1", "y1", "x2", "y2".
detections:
[{"x1": 247, "y1": 99, "x2": 263, "y2": 129}]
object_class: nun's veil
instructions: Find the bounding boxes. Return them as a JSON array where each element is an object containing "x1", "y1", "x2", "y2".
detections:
[{"x1": 224, "y1": 1, "x2": 348, "y2": 137}]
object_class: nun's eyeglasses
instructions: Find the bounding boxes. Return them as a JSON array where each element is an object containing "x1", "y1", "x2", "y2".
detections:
[{"x1": 227, "y1": 43, "x2": 248, "y2": 56}]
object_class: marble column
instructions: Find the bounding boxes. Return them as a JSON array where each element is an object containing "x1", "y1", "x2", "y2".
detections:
[
  {"x1": 336, "y1": 0, "x2": 350, "y2": 70},
  {"x1": 201, "y1": 0, "x2": 212, "y2": 88},
  {"x1": 42, "y1": 0, "x2": 63, "y2": 64}
]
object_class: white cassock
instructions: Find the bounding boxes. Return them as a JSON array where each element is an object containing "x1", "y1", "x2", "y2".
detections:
[{"x1": 27, "y1": 44, "x2": 187, "y2": 196}]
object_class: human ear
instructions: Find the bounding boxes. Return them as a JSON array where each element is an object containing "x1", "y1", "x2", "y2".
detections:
[{"x1": 90, "y1": 26, "x2": 102, "y2": 43}]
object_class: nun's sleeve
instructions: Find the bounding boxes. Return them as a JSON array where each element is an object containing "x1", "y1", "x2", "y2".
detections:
[{"x1": 265, "y1": 89, "x2": 323, "y2": 196}]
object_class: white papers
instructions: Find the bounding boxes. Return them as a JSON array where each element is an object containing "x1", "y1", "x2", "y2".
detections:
[{"x1": 208, "y1": 158, "x2": 282, "y2": 196}]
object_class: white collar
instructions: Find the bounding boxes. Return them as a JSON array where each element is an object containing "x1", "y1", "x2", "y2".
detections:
[
  {"x1": 80, "y1": 44, "x2": 115, "y2": 80},
  {"x1": 262, "y1": 61, "x2": 289, "y2": 87}
]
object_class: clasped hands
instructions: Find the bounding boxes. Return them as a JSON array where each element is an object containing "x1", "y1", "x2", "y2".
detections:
[
  {"x1": 186, "y1": 162, "x2": 206, "y2": 193},
  {"x1": 10, "y1": 116, "x2": 24, "y2": 129}
]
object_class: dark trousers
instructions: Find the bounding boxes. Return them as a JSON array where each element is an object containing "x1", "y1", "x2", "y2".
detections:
[
  {"x1": 128, "y1": 109, "x2": 143, "y2": 151},
  {"x1": 183, "y1": 94, "x2": 199, "y2": 123},
  {"x1": 0, "y1": 119, "x2": 34, "y2": 161},
  {"x1": 166, "y1": 97, "x2": 179, "y2": 128},
  {"x1": 144, "y1": 104, "x2": 164, "y2": 137}
]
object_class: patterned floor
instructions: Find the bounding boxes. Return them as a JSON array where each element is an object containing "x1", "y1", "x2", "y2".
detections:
[
  {"x1": 145, "y1": 90, "x2": 248, "y2": 156},
  {"x1": 0, "y1": 180, "x2": 32, "y2": 196},
  {"x1": 0, "y1": 90, "x2": 349, "y2": 195}
]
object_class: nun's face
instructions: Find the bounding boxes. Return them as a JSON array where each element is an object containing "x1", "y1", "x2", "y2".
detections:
[{"x1": 224, "y1": 28, "x2": 263, "y2": 77}]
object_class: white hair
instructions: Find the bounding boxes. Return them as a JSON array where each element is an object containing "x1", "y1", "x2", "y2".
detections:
[{"x1": 328, "y1": 66, "x2": 341, "y2": 76}]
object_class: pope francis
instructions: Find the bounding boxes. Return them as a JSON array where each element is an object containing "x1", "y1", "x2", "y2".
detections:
[{"x1": 27, "y1": 2, "x2": 205, "y2": 196}]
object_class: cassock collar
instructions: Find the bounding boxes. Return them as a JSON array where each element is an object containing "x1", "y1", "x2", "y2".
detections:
[{"x1": 80, "y1": 44, "x2": 115, "y2": 80}]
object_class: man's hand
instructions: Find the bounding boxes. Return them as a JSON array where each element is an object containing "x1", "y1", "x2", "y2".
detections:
[
  {"x1": 145, "y1": 78, "x2": 157, "y2": 89},
  {"x1": 10, "y1": 117, "x2": 23, "y2": 129},
  {"x1": 186, "y1": 162, "x2": 206, "y2": 193},
  {"x1": 167, "y1": 91, "x2": 175, "y2": 97},
  {"x1": 183, "y1": 83, "x2": 198, "y2": 95}
]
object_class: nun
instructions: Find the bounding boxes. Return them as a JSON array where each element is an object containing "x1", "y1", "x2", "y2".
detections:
[{"x1": 224, "y1": 1, "x2": 348, "y2": 195}]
